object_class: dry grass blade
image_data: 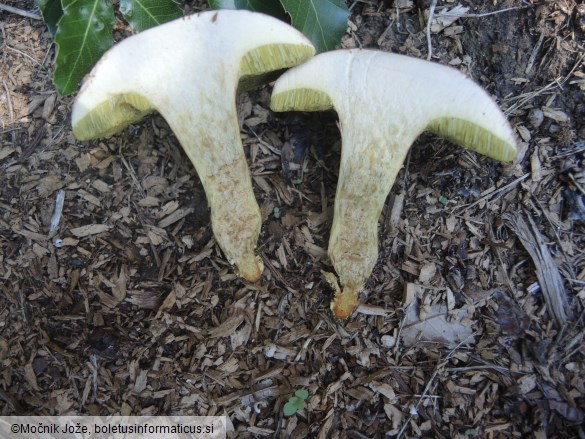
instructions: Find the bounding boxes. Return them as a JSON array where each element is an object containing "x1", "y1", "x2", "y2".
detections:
[
  {"x1": 504, "y1": 212, "x2": 570, "y2": 327},
  {"x1": 0, "y1": 4, "x2": 41, "y2": 20}
]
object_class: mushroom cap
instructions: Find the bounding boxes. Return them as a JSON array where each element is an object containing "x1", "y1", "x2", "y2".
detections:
[
  {"x1": 271, "y1": 49, "x2": 517, "y2": 162},
  {"x1": 72, "y1": 10, "x2": 315, "y2": 140}
]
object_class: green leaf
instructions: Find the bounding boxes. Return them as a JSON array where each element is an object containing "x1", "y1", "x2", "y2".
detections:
[
  {"x1": 54, "y1": 0, "x2": 114, "y2": 95},
  {"x1": 209, "y1": 0, "x2": 287, "y2": 20},
  {"x1": 283, "y1": 401, "x2": 297, "y2": 416},
  {"x1": 119, "y1": 0, "x2": 183, "y2": 33},
  {"x1": 35, "y1": 0, "x2": 64, "y2": 36},
  {"x1": 279, "y1": 0, "x2": 348, "y2": 53},
  {"x1": 283, "y1": 396, "x2": 304, "y2": 416},
  {"x1": 295, "y1": 389, "x2": 309, "y2": 400}
]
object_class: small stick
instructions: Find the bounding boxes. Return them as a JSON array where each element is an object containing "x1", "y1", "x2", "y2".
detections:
[
  {"x1": 6, "y1": 45, "x2": 43, "y2": 66},
  {"x1": 453, "y1": 173, "x2": 530, "y2": 212},
  {"x1": 426, "y1": 0, "x2": 438, "y2": 61},
  {"x1": 294, "y1": 319, "x2": 324, "y2": 361},
  {"x1": 396, "y1": 337, "x2": 474, "y2": 439},
  {"x1": 442, "y1": 4, "x2": 531, "y2": 19},
  {"x1": 0, "y1": 3, "x2": 42, "y2": 20},
  {"x1": 118, "y1": 145, "x2": 146, "y2": 198},
  {"x1": 569, "y1": 173, "x2": 585, "y2": 196},
  {"x1": 2, "y1": 80, "x2": 14, "y2": 125},
  {"x1": 505, "y1": 52, "x2": 585, "y2": 114},
  {"x1": 48, "y1": 190, "x2": 65, "y2": 239}
]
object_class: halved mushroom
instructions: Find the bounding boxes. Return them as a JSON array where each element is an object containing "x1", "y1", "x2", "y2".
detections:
[
  {"x1": 271, "y1": 49, "x2": 517, "y2": 318},
  {"x1": 72, "y1": 10, "x2": 315, "y2": 281}
]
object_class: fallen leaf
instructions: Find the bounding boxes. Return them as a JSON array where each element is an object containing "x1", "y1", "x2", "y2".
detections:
[
  {"x1": 430, "y1": 5, "x2": 470, "y2": 33},
  {"x1": 402, "y1": 299, "x2": 474, "y2": 347}
]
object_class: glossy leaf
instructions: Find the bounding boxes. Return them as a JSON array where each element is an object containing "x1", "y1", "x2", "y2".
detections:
[
  {"x1": 119, "y1": 0, "x2": 183, "y2": 33},
  {"x1": 54, "y1": 0, "x2": 115, "y2": 95},
  {"x1": 35, "y1": 0, "x2": 64, "y2": 36},
  {"x1": 209, "y1": 0, "x2": 286, "y2": 20},
  {"x1": 279, "y1": 0, "x2": 348, "y2": 52}
]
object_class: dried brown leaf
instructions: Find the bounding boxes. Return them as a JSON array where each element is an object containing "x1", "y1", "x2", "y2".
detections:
[{"x1": 402, "y1": 299, "x2": 474, "y2": 347}]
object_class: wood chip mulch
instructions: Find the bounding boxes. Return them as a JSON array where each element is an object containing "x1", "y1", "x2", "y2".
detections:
[{"x1": 1, "y1": 1, "x2": 584, "y2": 438}]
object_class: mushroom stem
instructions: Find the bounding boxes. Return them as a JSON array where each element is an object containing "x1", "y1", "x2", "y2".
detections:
[
  {"x1": 165, "y1": 103, "x2": 263, "y2": 280},
  {"x1": 330, "y1": 133, "x2": 418, "y2": 313}
]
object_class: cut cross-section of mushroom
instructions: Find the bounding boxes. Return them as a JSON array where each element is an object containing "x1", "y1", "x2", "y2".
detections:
[
  {"x1": 271, "y1": 49, "x2": 518, "y2": 318},
  {"x1": 72, "y1": 10, "x2": 315, "y2": 281}
]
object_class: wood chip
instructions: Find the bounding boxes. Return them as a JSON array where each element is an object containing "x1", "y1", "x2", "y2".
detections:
[
  {"x1": 208, "y1": 313, "x2": 245, "y2": 338},
  {"x1": 158, "y1": 208, "x2": 194, "y2": 228},
  {"x1": 70, "y1": 224, "x2": 110, "y2": 237},
  {"x1": 504, "y1": 212, "x2": 570, "y2": 326}
]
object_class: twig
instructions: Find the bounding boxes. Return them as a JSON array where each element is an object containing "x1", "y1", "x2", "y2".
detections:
[
  {"x1": 247, "y1": 127, "x2": 281, "y2": 156},
  {"x1": 504, "y1": 80, "x2": 559, "y2": 115},
  {"x1": 90, "y1": 354, "x2": 99, "y2": 402},
  {"x1": 377, "y1": 18, "x2": 396, "y2": 46},
  {"x1": 525, "y1": 31, "x2": 545, "y2": 76},
  {"x1": 118, "y1": 144, "x2": 146, "y2": 198},
  {"x1": 2, "y1": 80, "x2": 14, "y2": 125},
  {"x1": 505, "y1": 52, "x2": 585, "y2": 114},
  {"x1": 549, "y1": 143, "x2": 585, "y2": 159},
  {"x1": 440, "y1": 4, "x2": 531, "y2": 19},
  {"x1": 445, "y1": 364, "x2": 509, "y2": 374},
  {"x1": 453, "y1": 173, "x2": 530, "y2": 212},
  {"x1": 294, "y1": 319, "x2": 324, "y2": 361},
  {"x1": 489, "y1": 227, "x2": 515, "y2": 295},
  {"x1": 6, "y1": 45, "x2": 43, "y2": 66},
  {"x1": 396, "y1": 336, "x2": 474, "y2": 439},
  {"x1": 393, "y1": 297, "x2": 416, "y2": 361},
  {"x1": 569, "y1": 173, "x2": 585, "y2": 196},
  {"x1": 48, "y1": 190, "x2": 65, "y2": 239},
  {"x1": 426, "y1": 0, "x2": 438, "y2": 61},
  {"x1": 425, "y1": 2, "x2": 531, "y2": 63},
  {"x1": 0, "y1": 3, "x2": 41, "y2": 20}
]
